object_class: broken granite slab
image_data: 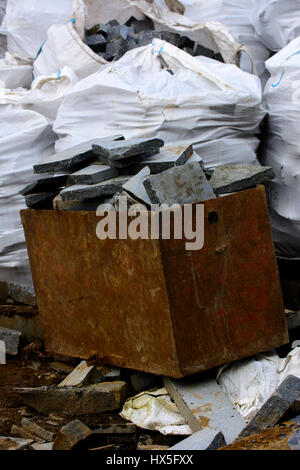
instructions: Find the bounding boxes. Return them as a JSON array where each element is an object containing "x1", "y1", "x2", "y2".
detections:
[
  {"x1": 127, "y1": 144, "x2": 193, "y2": 174},
  {"x1": 20, "y1": 174, "x2": 68, "y2": 196},
  {"x1": 105, "y1": 38, "x2": 127, "y2": 61},
  {"x1": 16, "y1": 382, "x2": 129, "y2": 415},
  {"x1": 8, "y1": 283, "x2": 36, "y2": 307},
  {"x1": 170, "y1": 429, "x2": 226, "y2": 450},
  {"x1": 210, "y1": 165, "x2": 275, "y2": 195},
  {"x1": 34, "y1": 135, "x2": 123, "y2": 174},
  {"x1": 122, "y1": 167, "x2": 151, "y2": 205},
  {"x1": 58, "y1": 361, "x2": 95, "y2": 388},
  {"x1": 85, "y1": 33, "x2": 107, "y2": 53},
  {"x1": 239, "y1": 375, "x2": 300, "y2": 439},
  {"x1": 53, "y1": 194, "x2": 106, "y2": 211},
  {"x1": 31, "y1": 442, "x2": 54, "y2": 451},
  {"x1": 94, "y1": 423, "x2": 136, "y2": 434},
  {"x1": 0, "y1": 437, "x2": 34, "y2": 451},
  {"x1": 53, "y1": 420, "x2": 93, "y2": 450},
  {"x1": 60, "y1": 175, "x2": 130, "y2": 201},
  {"x1": 67, "y1": 164, "x2": 119, "y2": 186},
  {"x1": 20, "y1": 418, "x2": 54, "y2": 442},
  {"x1": 164, "y1": 376, "x2": 245, "y2": 444},
  {"x1": 92, "y1": 137, "x2": 164, "y2": 163},
  {"x1": 107, "y1": 24, "x2": 133, "y2": 42},
  {"x1": 95, "y1": 149, "x2": 158, "y2": 168},
  {"x1": 0, "y1": 326, "x2": 21, "y2": 355},
  {"x1": 144, "y1": 162, "x2": 216, "y2": 205},
  {"x1": 25, "y1": 191, "x2": 59, "y2": 209}
]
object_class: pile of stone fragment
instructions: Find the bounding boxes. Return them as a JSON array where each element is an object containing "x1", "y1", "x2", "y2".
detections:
[
  {"x1": 84, "y1": 17, "x2": 223, "y2": 63},
  {"x1": 20, "y1": 136, "x2": 276, "y2": 211}
]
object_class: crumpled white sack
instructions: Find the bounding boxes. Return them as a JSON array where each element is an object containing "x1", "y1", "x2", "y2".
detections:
[
  {"x1": 53, "y1": 39, "x2": 265, "y2": 168},
  {"x1": 218, "y1": 348, "x2": 300, "y2": 422},
  {"x1": 120, "y1": 388, "x2": 192, "y2": 435}
]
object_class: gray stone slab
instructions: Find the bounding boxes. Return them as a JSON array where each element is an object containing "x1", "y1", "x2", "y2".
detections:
[
  {"x1": 127, "y1": 144, "x2": 193, "y2": 174},
  {"x1": 85, "y1": 33, "x2": 107, "y2": 53},
  {"x1": 67, "y1": 164, "x2": 119, "y2": 185},
  {"x1": 53, "y1": 420, "x2": 93, "y2": 450},
  {"x1": 144, "y1": 162, "x2": 216, "y2": 205},
  {"x1": 60, "y1": 175, "x2": 130, "y2": 201},
  {"x1": 90, "y1": 365, "x2": 121, "y2": 384},
  {"x1": 210, "y1": 165, "x2": 275, "y2": 195},
  {"x1": 97, "y1": 150, "x2": 158, "y2": 169},
  {"x1": 92, "y1": 137, "x2": 164, "y2": 163},
  {"x1": 107, "y1": 24, "x2": 132, "y2": 42},
  {"x1": 122, "y1": 167, "x2": 151, "y2": 205},
  {"x1": 170, "y1": 429, "x2": 226, "y2": 450},
  {"x1": 25, "y1": 191, "x2": 59, "y2": 209},
  {"x1": 34, "y1": 135, "x2": 123, "y2": 174},
  {"x1": 105, "y1": 38, "x2": 127, "y2": 61},
  {"x1": 94, "y1": 423, "x2": 136, "y2": 434},
  {"x1": 16, "y1": 382, "x2": 129, "y2": 415},
  {"x1": 239, "y1": 375, "x2": 300, "y2": 439},
  {"x1": 8, "y1": 283, "x2": 36, "y2": 307},
  {"x1": 130, "y1": 372, "x2": 160, "y2": 394},
  {"x1": 0, "y1": 326, "x2": 21, "y2": 355},
  {"x1": 53, "y1": 194, "x2": 106, "y2": 211},
  {"x1": 164, "y1": 376, "x2": 245, "y2": 445},
  {"x1": 138, "y1": 31, "x2": 180, "y2": 47},
  {"x1": 0, "y1": 436, "x2": 34, "y2": 451},
  {"x1": 20, "y1": 174, "x2": 68, "y2": 196},
  {"x1": 58, "y1": 361, "x2": 95, "y2": 388}
]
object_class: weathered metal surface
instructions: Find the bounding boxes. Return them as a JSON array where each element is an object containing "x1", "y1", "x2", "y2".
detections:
[
  {"x1": 20, "y1": 185, "x2": 288, "y2": 378},
  {"x1": 159, "y1": 185, "x2": 289, "y2": 375}
]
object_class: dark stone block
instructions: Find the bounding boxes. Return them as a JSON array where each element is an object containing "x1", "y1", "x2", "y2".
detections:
[
  {"x1": 138, "y1": 31, "x2": 161, "y2": 47},
  {"x1": 60, "y1": 176, "x2": 130, "y2": 201},
  {"x1": 107, "y1": 24, "x2": 133, "y2": 42},
  {"x1": 128, "y1": 18, "x2": 154, "y2": 34},
  {"x1": 92, "y1": 138, "x2": 164, "y2": 163},
  {"x1": 67, "y1": 164, "x2": 119, "y2": 185},
  {"x1": 20, "y1": 174, "x2": 68, "y2": 196},
  {"x1": 239, "y1": 375, "x2": 300, "y2": 439},
  {"x1": 85, "y1": 33, "x2": 107, "y2": 53},
  {"x1": 193, "y1": 44, "x2": 214, "y2": 58},
  {"x1": 107, "y1": 20, "x2": 119, "y2": 28},
  {"x1": 25, "y1": 192, "x2": 59, "y2": 209},
  {"x1": 105, "y1": 38, "x2": 127, "y2": 61},
  {"x1": 34, "y1": 136, "x2": 124, "y2": 174}
]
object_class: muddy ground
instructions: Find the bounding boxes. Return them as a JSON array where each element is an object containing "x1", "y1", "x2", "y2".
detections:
[{"x1": 0, "y1": 345, "x2": 180, "y2": 450}]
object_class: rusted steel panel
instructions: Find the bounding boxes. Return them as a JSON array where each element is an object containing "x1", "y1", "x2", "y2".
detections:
[
  {"x1": 21, "y1": 185, "x2": 288, "y2": 378},
  {"x1": 159, "y1": 186, "x2": 288, "y2": 376}
]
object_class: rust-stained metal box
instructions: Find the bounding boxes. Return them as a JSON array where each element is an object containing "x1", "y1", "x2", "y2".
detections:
[{"x1": 21, "y1": 186, "x2": 289, "y2": 378}]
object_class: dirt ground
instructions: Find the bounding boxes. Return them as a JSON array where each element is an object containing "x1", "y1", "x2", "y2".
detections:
[{"x1": 0, "y1": 346, "x2": 178, "y2": 450}]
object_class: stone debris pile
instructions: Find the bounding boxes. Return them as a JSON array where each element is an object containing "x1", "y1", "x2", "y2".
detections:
[
  {"x1": 84, "y1": 17, "x2": 224, "y2": 63},
  {"x1": 20, "y1": 136, "x2": 275, "y2": 211}
]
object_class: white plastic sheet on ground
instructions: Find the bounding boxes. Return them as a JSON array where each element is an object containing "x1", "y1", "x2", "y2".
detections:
[
  {"x1": 120, "y1": 388, "x2": 192, "y2": 435},
  {"x1": 0, "y1": 0, "x2": 74, "y2": 61},
  {"x1": 54, "y1": 39, "x2": 265, "y2": 168},
  {"x1": 0, "y1": 105, "x2": 56, "y2": 287},
  {"x1": 218, "y1": 348, "x2": 300, "y2": 422},
  {"x1": 260, "y1": 37, "x2": 300, "y2": 259}
]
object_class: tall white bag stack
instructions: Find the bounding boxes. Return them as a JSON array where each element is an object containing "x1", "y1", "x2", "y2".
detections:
[
  {"x1": 0, "y1": 105, "x2": 56, "y2": 287},
  {"x1": 54, "y1": 39, "x2": 266, "y2": 167},
  {"x1": 261, "y1": 37, "x2": 300, "y2": 259}
]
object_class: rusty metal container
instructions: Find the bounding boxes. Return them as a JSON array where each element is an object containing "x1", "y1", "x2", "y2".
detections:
[{"x1": 21, "y1": 185, "x2": 289, "y2": 378}]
